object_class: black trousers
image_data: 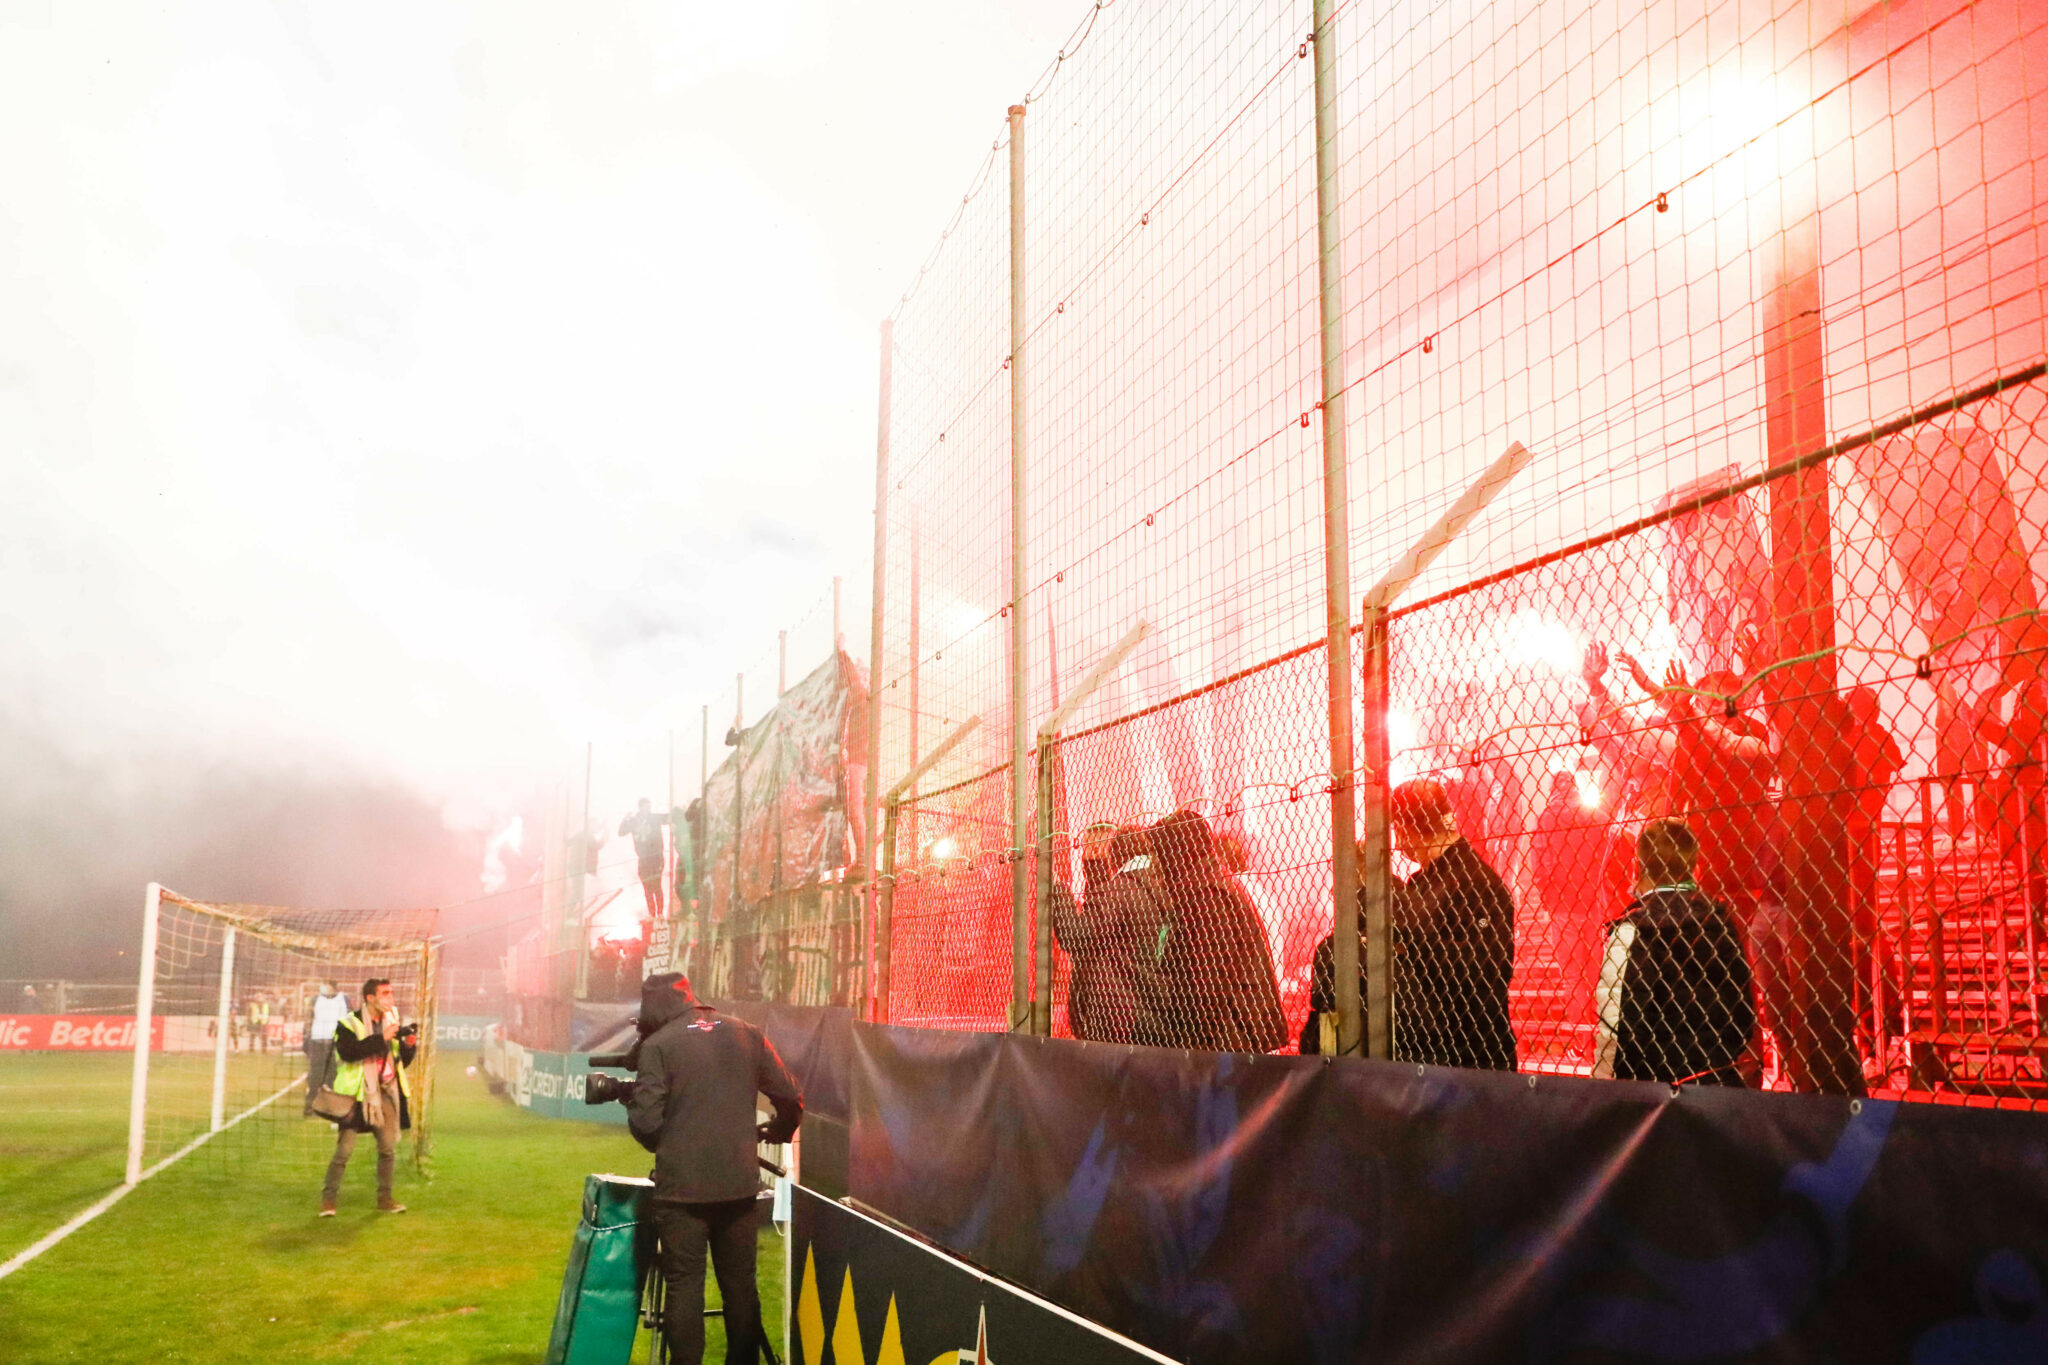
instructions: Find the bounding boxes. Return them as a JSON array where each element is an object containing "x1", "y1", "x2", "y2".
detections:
[{"x1": 652, "y1": 1195, "x2": 761, "y2": 1365}]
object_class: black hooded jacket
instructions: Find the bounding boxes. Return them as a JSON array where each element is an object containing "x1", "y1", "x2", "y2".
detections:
[
  {"x1": 1606, "y1": 886, "x2": 1755, "y2": 1084},
  {"x1": 625, "y1": 973, "x2": 803, "y2": 1202},
  {"x1": 1298, "y1": 838, "x2": 1519, "y2": 1069}
]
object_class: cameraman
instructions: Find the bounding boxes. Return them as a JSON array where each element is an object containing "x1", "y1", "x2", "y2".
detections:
[
  {"x1": 319, "y1": 978, "x2": 417, "y2": 1217},
  {"x1": 626, "y1": 973, "x2": 801, "y2": 1365}
]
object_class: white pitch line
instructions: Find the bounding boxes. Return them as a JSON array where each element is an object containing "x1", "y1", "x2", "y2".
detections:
[{"x1": 0, "y1": 1078, "x2": 301, "y2": 1281}]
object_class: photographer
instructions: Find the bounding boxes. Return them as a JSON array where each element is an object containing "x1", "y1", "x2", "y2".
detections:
[
  {"x1": 319, "y1": 978, "x2": 418, "y2": 1217},
  {"x1": 624, "y1": 972, "x2": 801, "y2": 1365}
]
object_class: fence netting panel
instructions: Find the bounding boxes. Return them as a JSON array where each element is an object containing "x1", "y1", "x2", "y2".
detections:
[
  {"x1": 887, "y1": 768, "x2": 1018, "y2": 1031},
  {"x1": 839, "y1": 0, "x2": 2048, "y2": 1110}
]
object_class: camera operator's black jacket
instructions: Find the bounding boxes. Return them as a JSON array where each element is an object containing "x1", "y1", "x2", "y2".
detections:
[{"x1": 626, "y1": 978, "x2": 802, "y2": 1203}]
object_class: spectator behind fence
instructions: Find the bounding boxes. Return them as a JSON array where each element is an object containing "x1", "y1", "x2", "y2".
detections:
[
  {"x1": 620, "y1": 798, "x2": 673, "y2": 918},
  {"x1": 1593, "y1": 818, "x2": 1756, "y2": 1086},
  {"x1": 1057, "y1": 822, "x2": 1125, "y2": 1041},
  {"x1": 1091, "y1": 823, "x2": 1167, "y2": 1044},
  {"x1": 1147, "y1": 809, "x2": 1286, "y2": 1054},
  {"x1": 1387, "y1": 778, "x2": 1518, "y2": 1071}
]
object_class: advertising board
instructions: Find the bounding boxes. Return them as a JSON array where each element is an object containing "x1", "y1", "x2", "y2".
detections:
[
  {"x1": 0, "y1": 1014, "x2": 164, "y2": 1051},
  {"x1": 790, "y1": 1187, "x2": 1167, "y2": 1365}
]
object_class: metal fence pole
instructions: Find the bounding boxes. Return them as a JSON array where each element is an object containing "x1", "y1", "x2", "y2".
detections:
[
  {"x1": 1360, "y1": 611, "x2": 1393, "y2": 1059},
  {"x1": 1356, "y1": 440, "x2": 1532, "y2": 1061},
  {"x1": 732, "y1": 674, "x2": 745, "y2": 978},
  {"x1": 878, "y1": 799, "x2": 900, "y2": 1023},
  {"x1": 1764, "y1": 207, "x2": 1862, "y2": 1095},
  {"x1": 1007, "y1": 100, "x2": 1032, "y2": 1031},
  {"x1": 865, "y1": 319, "x2": 893, "y2": 1023},
  {"x1": 1034, "y1": 740, "x2": 1056, "y2": 1035},
  {"x1": 1311, "y1": 0, "x2": 1362, "y2": 1055},
  {"x1": 1030, "y1": 622, "x2": 1148, "y2": 1037}
]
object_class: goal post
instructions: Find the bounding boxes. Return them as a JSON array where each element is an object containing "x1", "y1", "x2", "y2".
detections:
[
  {"x1": 124, "y1": 884, "x2": 441, "y2": 1185},
  {"x1": 124, "y1": 882, "x2": 163, "y2": 1186}
]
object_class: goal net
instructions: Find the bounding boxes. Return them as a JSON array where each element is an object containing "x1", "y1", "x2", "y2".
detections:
[{"x1": 126, "y1": 884, "x2": 441, "y2": 1184}]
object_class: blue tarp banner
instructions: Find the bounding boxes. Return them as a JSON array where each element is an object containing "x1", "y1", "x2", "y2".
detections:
[{"x1": 730, "y1": 1006, "x2": 2048, "y2": 1363}]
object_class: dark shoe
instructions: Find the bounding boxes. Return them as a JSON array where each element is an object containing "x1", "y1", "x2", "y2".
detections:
[
  {"x1": 318, "y1": 1200, "x2": 337, "y2": 1217},
  {"x1": 377, "y1": 1198, "x2": 407, "y2": 1213}
]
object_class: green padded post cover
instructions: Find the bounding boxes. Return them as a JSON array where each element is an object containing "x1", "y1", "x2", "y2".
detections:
[{"x1": 544, "y1": 1174, "x2": 656, "y2": 1365}]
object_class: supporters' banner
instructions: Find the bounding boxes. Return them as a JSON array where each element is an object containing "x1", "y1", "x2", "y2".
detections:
[
  {"x1": 643, "y1": 916, "x2": 672, "y2": 978},
  {"x1": 790, "y1": 1186, "x2": 1168, "y2": 1365},
  {"x1": 702, "y1": 650, "x2": 868, "y2": 920},
  {"x1": 746, "y1": 1014, "x2": 2048, "y2": 1364},
  {"x1": 0, "y1": 1014, "x2": 163, "y2": 1051}
]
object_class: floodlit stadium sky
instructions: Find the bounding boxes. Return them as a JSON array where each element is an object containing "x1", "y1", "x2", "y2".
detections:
[{"x1": 1, "y1": 0, "x2": 1079, "y2": 844}]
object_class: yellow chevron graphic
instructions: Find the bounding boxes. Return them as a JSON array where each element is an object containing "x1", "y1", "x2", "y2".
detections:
[
  {"x1": 794, "y1": 1241, "x2": 996, "y2": 1365},
  {"x1": 877, "y1": 1294, "x2": 906, "y2": 1365},
  {"x1": 798, "y1": 1247, "x2": 825, "y2": 1365},
  {"x1": 832, "y1": 1267, "x2": 866, "y2": 1365}
]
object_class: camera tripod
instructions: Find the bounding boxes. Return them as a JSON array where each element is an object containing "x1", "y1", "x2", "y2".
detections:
[
  {"x1": 638, "y1": 1157, "x2": 788, "y2": 1365},
  {"x1": 638, "y1": 1263, "x2": 784, "y2": 1365}
]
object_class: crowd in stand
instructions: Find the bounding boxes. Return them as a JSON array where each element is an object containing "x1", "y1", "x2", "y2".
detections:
[
  {"x1": 1045, "y1": 635, "x2": 1912, "y2": 1086},
  {"x1": 1053, "y1": 779, "x2": 1756, "y2": 1085}
]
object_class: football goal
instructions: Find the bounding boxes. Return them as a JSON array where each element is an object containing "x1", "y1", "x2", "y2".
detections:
[{"x1": 125, "y1": 883, "x2": 441, "y2": 1185}]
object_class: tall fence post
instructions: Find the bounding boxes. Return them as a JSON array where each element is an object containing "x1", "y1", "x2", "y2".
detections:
[
  {"x1": 1310, "y1": 0, "x2": 1362, "y2": 1055},
  {"x1": 1763, "y1": 207, "x2": 1862, "y2": 1095},
  {"x1": 1033, "y1": 741, "x2": 1056, "y2": 1035},
  {"x1": 878, "y1": 799, "x2": 900, "y2": 1023},
  {"x1": 865, "y1": 319, "x2": 893, "y2": 1023},
  {"x1": 125, "y1": 882, "x2": 162, "y2": 1186},
  {"x1": 1359, "y1": 612, "x2": 1393, "y2": 1058},
  {"x1": 694, "y1": 702, "x2": 709, "y2": 977},
  {"x1": 209, "y1": 926, "x2": 237, "y2": 1132},
  {"x1": 732, "y1": 673, "x2": 745, "y2": 977},
  {"x1": 1358, "y1": 441, "x2": 1533, "y2": 1062},
  {"x1": 1031, "y1": 623, "x2": 1149, "y2": 1037},
  {"x1": 1007, "y1": 100, "x2": 1033, "y2": 1033}
]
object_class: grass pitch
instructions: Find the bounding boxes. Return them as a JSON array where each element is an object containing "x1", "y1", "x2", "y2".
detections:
[{"x1": 0, "y1": 1053, "x2": 788, "y2": 1364}]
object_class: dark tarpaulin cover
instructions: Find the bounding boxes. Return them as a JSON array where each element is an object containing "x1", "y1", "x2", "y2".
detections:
[
  {"x1": 731, "y1": 1008, "x2": 2048, "y2": 1364},
  {"x1": 699, "y1": 650, "x2": 868, "y2": 920}
]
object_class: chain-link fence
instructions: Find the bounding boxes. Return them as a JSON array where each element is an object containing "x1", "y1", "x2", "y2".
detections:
[
  {"x1": 1383, "y1": 375, "x2": 2048, "y2": 1098},
  {"x1": 671, "y1": 0, "x2": 2048, "y2": 1110}
]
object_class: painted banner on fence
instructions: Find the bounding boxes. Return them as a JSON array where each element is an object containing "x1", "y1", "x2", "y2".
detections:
[
  {"x1": 790, "y1": 1187, "x2": 1168, "y2": 1365},
  {"x1": 0, "y1": 1014, "x2": 163, "y2": 1051}
]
